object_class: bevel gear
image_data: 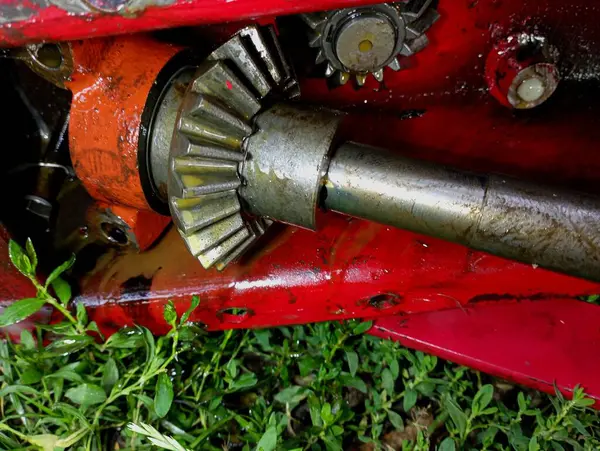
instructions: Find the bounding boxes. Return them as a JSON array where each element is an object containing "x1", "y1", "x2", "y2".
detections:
[
  {"x1": 168, "y1": 26, "x2": 297, "y2": 270},
  {"x1": 302, "y1": 0, "x2": 439, "y2": 86}
]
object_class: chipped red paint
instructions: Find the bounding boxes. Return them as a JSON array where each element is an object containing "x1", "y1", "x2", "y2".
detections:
[{"x1": 74, "y1": 217, "x2": 600, "y2": 336}]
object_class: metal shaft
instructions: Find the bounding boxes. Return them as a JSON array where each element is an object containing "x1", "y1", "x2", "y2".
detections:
[{"x1": 324, "y1": 142, "x2": 600, "y2": 281}]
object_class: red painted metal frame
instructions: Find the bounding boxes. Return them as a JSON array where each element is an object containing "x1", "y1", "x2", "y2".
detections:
[
  {"x1": 371, "y1": 299, "x2": 600, "y2": 406},
  {"x1": 2, "y1": 0, "x2": 600, "y2": 404}
]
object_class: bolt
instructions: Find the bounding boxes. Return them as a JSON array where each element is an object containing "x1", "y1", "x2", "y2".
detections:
[{"x1": 517, "y1": 76, "x2": 546, "y2": 103}]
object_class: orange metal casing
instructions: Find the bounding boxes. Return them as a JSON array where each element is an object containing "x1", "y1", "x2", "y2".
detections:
[{"x1": 67, "y1": 36, "x2": 181, "y2": 210}]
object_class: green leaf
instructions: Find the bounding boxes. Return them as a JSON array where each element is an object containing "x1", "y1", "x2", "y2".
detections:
[
  {"x1": 574, "y1": 397, "x2": 595, "y2": 408},
  {"x1": 20, "y1": 329, "x2": 35, "y2": 350},
  {"x1": 443, "y1": 395, "x2": 468, "y2": 436},
  {"x1": 438, "y1": 437, "x2": 456, "y2": 451},
  {"x1": 51, "y1": 277, "x2": 72, "y2": 306},
  {"x1": 142, "y1": 326, "x2": 156, "y2": 364},
  {"x1": 102, "y1": 358, "x2": 119, "y2": 394},
  {"x1": 47, "y1": 365, "x2": 84, "y2": 383},
  {"x1": 307, "y1": 394, "x2": 323, "y2": 427},
  {"x1": 25, "y1": 238, "x2": 37, "y2": 273},
  {"x1": 528, "y1": 436, "x2": 540, "y2": 451},
  {"x1": 517, "y1": 392, "x2": 527, "y2": 412},
  {"x1": 387, "y1": 409, "x2": 404, "y2": 430},
  {"x1": 76, "y1": 303, "x2": 87, "y2": 325},
  {"x1": 339, "y1": 374, "x2": 367, "y2": 393},
  {"x1": 20, "y1": 365, "x2": 42, "y2": 385},
  {"x1": 256, "y1": 426, "x2": 278, "y2": 451},
  {"x1": 253, "y1": 329, "x2": 272, "y2": 350},
  {"x1": 0, "y1": 297, "x2": 45, "y2": 327},
  {"x1": 382, "y1": 368, "x2": 395, "y2": 394},
  {"x1": 45, "y1": 254, "x2": 75, "y2": 288},
  {"x1": 180, "y1": 296, "x2": 200, "y2": 325},
  {"x1": 403, "y1": 388, "x2": 418, "y2": 412},
  {"x1": 226, "y1": 359, "x2": 238, "y2": 379},
  {"x1": 53, "y1": 403, "x2": 91, "y2": 427},
  {"x1": 178, "y1": 324, "x2": 205, "y2": 341},
  {"x1": 570, "y1": 417, "x2": 590, "y2": 436},
  {"x1": 472, "y1": 384, "x2": 494, "y2": 415},
  {"x1": 44, "y1": 335, "x2": 93, "y2": 356},
  {"x1": 164, "y1": 301, "x2": 177, "y2": 327},
  {"x1": 274, "y1": 386, "x2": 309, "y2": 408},
  {"x1": 154, "y1": 373, "x2": 174, "y2": 418},
  {"x1": 479, "y1": 407, "x2": 498, "y2": 415},
  {"x1": 322, "y1": 434, "x2": 343, "y2": 451},
  {"x1": 65, "y1": 383, "x2": 107, "y2": 407},
  {"x1": 0, "y1": 384, "x2": 39, "y2": 397},
  {"x1": 103, "y1": 327, "x2": 145, "y2": 349},
  {"x1": 321, "y1": 402, "x2": 334, "y2": 424},
  {"x1": 345, "y1": 350, "x2": 358, "y2": 377},
  {"x1": 390, "y1": 359, "x2": 400, "y2": 380},
  {"x1": 55, "y1": 428, "x2": 89, "y2": 448},
  {"x1": 27, "y1": 434, "x2": 59, "y2": 451},
  {"x1": 228, "y1": 373, "x2": 257, "y2": 391},
  {"x1": 9, "y1": 240, "x2": 33, "y2": 277},
  {"x1": 352, "y1": 321, "x2": 373, "y2": 335}
]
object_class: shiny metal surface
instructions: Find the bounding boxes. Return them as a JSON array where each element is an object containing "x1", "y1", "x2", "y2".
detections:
[
  {"x1": 241, "y1": 104, "x2": 342, "y2": 229},
  {"x1": 150, "y1": 69, "x2": 194, "y2": 201},
  {"x1": 324, "y1": 142, "x2": 600, "y2": 280}
]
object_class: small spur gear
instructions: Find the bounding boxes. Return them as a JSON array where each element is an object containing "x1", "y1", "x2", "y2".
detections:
[
  {"x1": 302, "y1": 0, "x2": 439, "y2": 87},
  {"x1": 168, "y1": 25, "x2": 296, "y2": 270}
]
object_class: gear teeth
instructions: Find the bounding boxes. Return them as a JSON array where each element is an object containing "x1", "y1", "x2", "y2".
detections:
[
  {"x1": 192, "y1": 61, "x2": 261, "y2": 120},
  {"x1": 172, "y1": 191, "x2": 240, "y2": 235},
  {"x1": 406, "y1": 9, "x2": 439, "y2": 36},
  {"x1": 401, "y1": 35, "x2": 429, "y2": 57},
  {"x1": 301, "y1": 12, "x2": 327, "y2": 30},
  {"x1": 185, "y1": 143, "x2": 245, "y2": 162},
  {"x1": 309, "y1": 32, "x2": 322, "y2": 48},
  {"x1": 373, "y1": 69, "x2": 384, "y2": 82},
  {"x1": 388, "y1": 57, "x2": 401, "y2": 71},
  {"x1": 169, "y1": 25, "x2": 288, "y2": 270},
  {"x1": 325, "y1": 63, "x2": 335, "y2": 77},
  {"x1": 209, "y1": 34, "x2": 272, "y2": 97},
  {"x1": 401, "y1": 0, "x2": 434, "y2": 21},
  {"x1": 199, "y1": 227, "x2": 251, "y2": 269},
  {"x1": 355, "y1": 73, "x2": 367, "y2": 86},
  {"x1": 176, "y1": 174, "x2": 241, "y2": 198},
  {"x1": 181, "y1": 214, "x2": 245, "y2": 258},
  {"x1": 315, "y1": 50, "x2": 327, "y2": 65},
  {"x1": 336, "y1": 71, "x2": 350, "y2": 85}
]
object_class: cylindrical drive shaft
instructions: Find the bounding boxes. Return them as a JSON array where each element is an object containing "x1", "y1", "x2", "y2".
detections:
[{"x1": 324, "y1": 142, "x2": 600, "y2": 281}]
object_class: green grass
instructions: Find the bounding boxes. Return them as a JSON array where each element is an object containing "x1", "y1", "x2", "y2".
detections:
[{"x1": 0, "y1": 240, "x2": 599, "y2": 450}]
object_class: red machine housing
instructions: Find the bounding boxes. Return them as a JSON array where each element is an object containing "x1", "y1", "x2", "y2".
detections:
[{"x1": 1, "y1": 0, "x2": 600, "y2": 406}]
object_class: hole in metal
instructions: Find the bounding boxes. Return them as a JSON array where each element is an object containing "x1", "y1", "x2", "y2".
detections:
[
  {"x1": 101, "y1": 222, "x2": 128, "y2": 245},
  {"x1": 32, "y1": 44, "x2": 63, "y2": 70},
  {"x1": 368, "y1": 293, "x2": 399, "y2": 309},
  {"x1": 218, "y1": 308, "x2": 250, "y2": 324}
]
